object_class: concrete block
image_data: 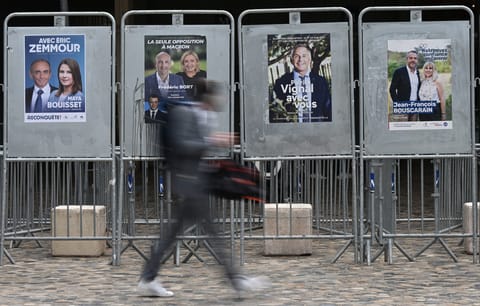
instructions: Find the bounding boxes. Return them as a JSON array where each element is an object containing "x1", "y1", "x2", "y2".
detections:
[
  {"x1": 51, "y1": 205, "x2": 106, "y2": 256},
  {"x1": 264, "y1": 203, "x2": 312, "y2": 255},
  {"x1": 463, "y1": 202, "x2": 480, "y2": 255}
]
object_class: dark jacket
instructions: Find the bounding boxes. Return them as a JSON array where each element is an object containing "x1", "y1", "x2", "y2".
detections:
[
  {"x1": 144, "y1": 73, "x2": 186, "y2": 111},
  {"x1": 273, "y1": 71, "x2": 331, "y2": 122},
  {"x1": 144, "y1": 109, "x2": 164, "y2": 123},
  {"x1": 165, "y1": 104, "x2": 208, "y2": 182},
  {"x1": 389, "y1": 66, "x2": 421, "y2": 102}
]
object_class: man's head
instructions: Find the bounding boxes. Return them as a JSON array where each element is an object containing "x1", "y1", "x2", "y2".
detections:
[
  {"x1": 29, "y1": 59, "x2": 52, "y2": 88},
  {"x1": 406, "y1": 50, "x2": 418, "y2": 71},
  {"x1": 155, "y1": 52, "x2": 172, "y2": 79},
  {"x1": 195, "y1": 78, "x2": 225, "y2": 112},
  {"x1": 148, "y1": 94, "x2": 160, "y2": 111},
  {"x1": 290, "y1": 44, "x2": 312, "y2": 76}
]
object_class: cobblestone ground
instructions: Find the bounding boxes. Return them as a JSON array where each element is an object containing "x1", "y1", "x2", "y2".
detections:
[{"x1": 1, "y1": 235, "x2": 480, "y2": 306}]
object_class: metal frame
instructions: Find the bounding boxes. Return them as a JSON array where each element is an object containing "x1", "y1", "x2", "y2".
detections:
[
  {"x1": 358, "y1": 5, "x2": 477, "y2": 264},
  {"x1": 1, "y1": 11, "x2": 116, "y2": 265},
  {"x1": 238, "y1": 8, "x2": 358, "y2": 263},
  {"x1": 118, "y1": 10, "x2": 235, "y2": 266}
]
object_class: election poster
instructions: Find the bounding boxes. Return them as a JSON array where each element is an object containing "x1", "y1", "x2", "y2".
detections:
[
  {"x1": 387, "y1": 39, "x2": 452, "y2": 130},
  {"x1": 24, "y1": 35, "x2": 86, "y2": 123},
  {"x1": 267, "y1": 33, "x2": 332, "y2": 123},
  {"x1": 144, "y1": 35, "x2": 206, "y2": 118}
]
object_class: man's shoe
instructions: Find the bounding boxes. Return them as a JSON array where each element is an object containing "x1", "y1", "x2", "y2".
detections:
[
  {"x1": 137, "y1": 279, "x2": 174, "y2": 297},
  {"x1": 232, "y1": 275, "x2": 271, "y2": 292}
]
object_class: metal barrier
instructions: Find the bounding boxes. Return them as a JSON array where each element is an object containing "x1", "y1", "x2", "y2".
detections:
[
  {"x1": 363, "y1": 157, "x2": 474, "y2": 264},
  {"x1": 2, "y1": 6, "x2": 480, "y2": 269},
  {"x1": 1, "y1": 160, "x2": 114, "y2": 263},
  {"x1": 242, "y1": 158, "x2": 357, "y2": 264}
]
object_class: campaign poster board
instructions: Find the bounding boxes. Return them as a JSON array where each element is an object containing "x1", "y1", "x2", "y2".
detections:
[
  {"x1": 6, "y1": 27, "x2": 113, "y2": 158},
  {"x1": 362, "y1": 21, "x2": 472, "y2": 155},
  {"x1": 123, "y1": 25, "x2": 231, "y2": 158},
  {"x1": 242, "y1": 23, "x2": 352, "y2": 158}
]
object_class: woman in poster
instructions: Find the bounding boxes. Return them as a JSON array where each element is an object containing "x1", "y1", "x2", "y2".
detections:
[
  {"x1": 177, "y1": 50, "x2": 206, "y2": 101},
  {"x1": 48, "y1": 58, "x2": 85, "y2": 112},
  {"x1": 418, "y1": 61, "x2": 446, "y2": 121}
]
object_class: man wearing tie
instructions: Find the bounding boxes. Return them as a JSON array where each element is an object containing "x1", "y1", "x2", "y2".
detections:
[
  {"x1": 144, "y1": 51, "x2": 186, "y2": 112},
  {"x1": 272, "y1": 44, "x2": 331, "y2": 123},
  {"x1": 25, "y1": 59, "x2": 57, "y2": 113},
  {"x1": 144, "y1": 94, "x2": 163, "y2": 123}
]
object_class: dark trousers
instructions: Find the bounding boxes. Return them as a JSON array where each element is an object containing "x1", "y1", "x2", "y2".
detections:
[
  {"x1": 140, "y1": 174, "x2": 238, "y2": 282},
  {"x1": 419, "y1": 103, "x2": 441, "y2": 121}
]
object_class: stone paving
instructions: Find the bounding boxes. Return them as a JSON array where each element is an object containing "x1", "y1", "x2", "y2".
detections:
[{"x1": 1, "y1": 236, "x2": 480, "y2": 305}]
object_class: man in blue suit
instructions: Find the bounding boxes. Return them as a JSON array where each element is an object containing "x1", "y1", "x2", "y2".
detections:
[
  {"x1": 389, "y1": 50, "x2": 421, "y2": 121},
  {"x1": 145, "y1": 51, "x2": 186, "y2": 111},
  {"x1": 272, "y1": 44, "x2": 331, "y2": 123}
]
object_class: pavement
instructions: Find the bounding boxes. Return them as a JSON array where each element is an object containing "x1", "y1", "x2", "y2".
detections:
[{"x1": 1, "y1": 235, "x2": 480, "y2": 305}]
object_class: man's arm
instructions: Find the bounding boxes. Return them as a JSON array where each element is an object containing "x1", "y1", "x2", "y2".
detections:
[
  {"x1": 25, "y1": 87, "x2": 33, "y2": 113},
  {"x1": 272, "y1": 74, "x2": 288, "y2": 101},
  {"x1": 144, "y1": 74, "x2": 156, "y2": 100},
  {"x1": 312, "y1": 76, "x2": 332, "y2": 121},
  {"x1": 389, "y1": 69, "x2": 400, "y2": 102}
]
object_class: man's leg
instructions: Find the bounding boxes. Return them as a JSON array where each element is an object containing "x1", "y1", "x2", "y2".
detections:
[
  {"x1": 140, "y1": 223, "x2": 180, "y2": 281},
  {"x1": 137, "y1": 216, "x2": 183, "y2": 297}
]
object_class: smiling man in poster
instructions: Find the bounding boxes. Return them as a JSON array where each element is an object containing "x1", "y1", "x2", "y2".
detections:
[
  {"x1": 389, "y1": 50, "x2": 421, "y2": 122},
  {"x1": 269, "y1": 35, "x2": 332, "y2": 123}
]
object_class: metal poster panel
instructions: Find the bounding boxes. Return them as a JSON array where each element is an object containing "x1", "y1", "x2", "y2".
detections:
[
  {"x1": 242, "y1": 23, "x2": 352, "y2": 158},
  {"x1": 362, "y1": 21, "x2": 471, "y2": 155},
  {"x1": 123, "y1": 25, "x2": 231, "y2": 158},
  {"x1": 268, "y1": 34, "x2": 332, "y2": 123},
  {"x1": 24, "y1": 35, "x2": 86, "y2": 122},
  {"x1": 387, "y1": 39, "x2": 452, "y2": 130},
  {"x1": 7, "y1": 27, "x2": 112, "y2": 158}
]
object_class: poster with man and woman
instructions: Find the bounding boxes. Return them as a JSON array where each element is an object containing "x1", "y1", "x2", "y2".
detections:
[
  {"x1": 144, "y1": 35, "x2": 207, "y2": 117},
  {"x1": 24, "y1": 34, "x2": 86, "y2": 123},
  {"x1": 387, "y1": 39, "x2": 452, "y2": 130},
  {"x1": 140, "y1": 35, "x2": 208, "y2": 156}
]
